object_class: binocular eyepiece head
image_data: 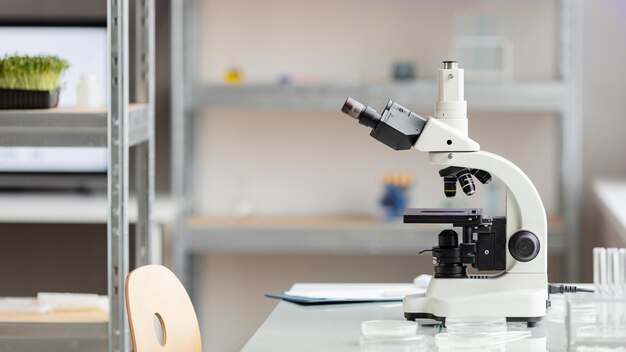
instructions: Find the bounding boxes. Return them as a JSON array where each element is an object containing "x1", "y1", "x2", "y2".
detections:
[{"x1": 340, "y1": 97, "x2": 426, "y2": 151}]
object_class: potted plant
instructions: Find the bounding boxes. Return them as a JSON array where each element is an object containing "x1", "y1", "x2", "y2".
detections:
[{"x1": 0, "y1": 55, "x2": 69, "y2": 109}]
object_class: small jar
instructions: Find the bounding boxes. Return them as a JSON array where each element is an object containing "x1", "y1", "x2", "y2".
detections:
[{"x1": 76, "y1": 73, "x2": 99, "y2": 108}]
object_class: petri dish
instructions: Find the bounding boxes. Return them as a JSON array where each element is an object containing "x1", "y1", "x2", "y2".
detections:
[
  {"x1": 445, "y1": 316, "x2": 507, "y2": 334},
  {"x1": 360, "y1": 320, "x2": 426, "y2": 351},
  {"x1": 361, "y1": 320, "x2": 418, "y2": 338},
  {"x1": 436, "y1": 332, "x2": 493, "y2": 348}
]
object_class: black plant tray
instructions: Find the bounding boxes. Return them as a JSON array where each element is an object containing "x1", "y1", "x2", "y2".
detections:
[{"x1": 0, "y1": 88, "x2": 60, "y2": 109}]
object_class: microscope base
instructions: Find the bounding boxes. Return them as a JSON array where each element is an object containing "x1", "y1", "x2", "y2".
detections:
[
  {"x1": 404, "y1": 312, "x2": 542, "y2": 328},
  {"x1": 403, "y1": 273, "x2": 548, "y2": 327}
]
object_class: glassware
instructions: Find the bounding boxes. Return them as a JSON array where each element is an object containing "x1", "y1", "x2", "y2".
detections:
[
  {"x1": 567, "y1": 247, "x2": 626, "y2": 349},
  {"x1": 359, "y1": 320, "x2": 426, "y2": 351}
]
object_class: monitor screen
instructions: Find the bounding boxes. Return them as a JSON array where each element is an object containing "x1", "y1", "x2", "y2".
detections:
[{"x1": 0, "y1": 26, "x2": 108, "y2": 173}]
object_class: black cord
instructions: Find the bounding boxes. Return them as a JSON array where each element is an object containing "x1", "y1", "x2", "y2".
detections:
[{"x1": 548, "y1": 284, "x2": 594, "y2": 294}]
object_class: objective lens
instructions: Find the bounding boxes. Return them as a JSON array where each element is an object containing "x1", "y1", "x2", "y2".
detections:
[
  {"x1": 456, "y1": 169, "x2": 476, "y2": 196},
  {"x1": 443, "y1": 175, "x2": 457, "y2": 198},
  {"x1": 471, "y1": 169, "x2": 492, "y2": 184}
]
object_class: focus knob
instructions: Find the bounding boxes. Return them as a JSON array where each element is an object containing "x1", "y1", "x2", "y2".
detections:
[{"x1": 509, "y1": 230, "x2": 540, "y2": 262}]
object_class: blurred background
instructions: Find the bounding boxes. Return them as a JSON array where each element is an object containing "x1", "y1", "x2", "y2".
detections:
[{"x1": 0, "y1": 0, "x2": 625, "y2": 350}]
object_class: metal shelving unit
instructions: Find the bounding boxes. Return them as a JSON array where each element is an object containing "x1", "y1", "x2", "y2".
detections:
[
  {"x1": 171, "y1": 0, "x2": 582, "y2": 282},
  {"x1": 0, "y1": 0, "x2": 155, "y2": 351},
  {"x1": 192, "y1": 81, "x2": 566, "y2": 112},
  {"x1": 108, "y1": 0, "x2": 156, "y2": 350}
]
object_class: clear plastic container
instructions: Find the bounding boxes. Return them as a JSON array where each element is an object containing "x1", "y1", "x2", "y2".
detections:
[
  {"x1": 566, "y1": 293, "x2": 626, "y2": 349},
  {"x1": 436, "y1": 332, "x2": 503, "y2": 352},
  {"x1": 438, "y1": 316, "x2": 531, "y2": 350},
  {"x1": 359, "y1": 320, "x2": 426, "y2": 351},
  {"x1": 569, "y1": 247, "x2": 626, "y2": 348},
  {"x1": 547, "y1": 294, "x2": 566, "y2": 323}
]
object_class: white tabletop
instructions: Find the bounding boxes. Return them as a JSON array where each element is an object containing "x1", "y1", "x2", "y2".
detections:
[{"x1": 243, "y1": 283, "x2": 569, "y2": 352}]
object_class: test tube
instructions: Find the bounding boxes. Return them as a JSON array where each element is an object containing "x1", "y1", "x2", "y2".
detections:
[
  {"x1": 607, "y1": 248, "x2": 619, "y2": 294},
  {"x1": 619, "y1": 248, "x2": 626, "y2": 293},
  {"x1": 594, "y1": 247, "x2": 607, "y2": 294},
  {"x1": 621, "y1": 249, "x2": 626, "y2": 328}
]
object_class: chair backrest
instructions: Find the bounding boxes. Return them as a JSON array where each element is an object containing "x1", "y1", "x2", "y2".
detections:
[{"x1": 125, "y1": 265, "x2": 202, "y2": 351}]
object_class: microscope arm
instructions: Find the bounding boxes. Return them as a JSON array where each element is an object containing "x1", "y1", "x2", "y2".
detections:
[
  {"x1": 428, "y1": 151, "x2": 547, "y2": 274},
  {"x1": 414, "y1": 113, "x2": 547, "y2": 273}
]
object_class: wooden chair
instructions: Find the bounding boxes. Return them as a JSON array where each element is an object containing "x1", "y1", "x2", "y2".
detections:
[{"x1": 125, "y1": 265, "x2": 202, "y2": 351}]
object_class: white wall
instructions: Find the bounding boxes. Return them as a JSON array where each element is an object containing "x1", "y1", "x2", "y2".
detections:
[
  {"x1": 582, "y1": 1, "x2": 626, "y2": 181},
  {"x1": 196, "y1": 109, "x2": 558, "y2": 217},
  {"x1": 199, "y1": 0, "x2": 557, "y2": 84}
]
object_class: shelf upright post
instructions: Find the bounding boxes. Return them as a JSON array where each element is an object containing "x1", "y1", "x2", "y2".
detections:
[
  {"x1": 559, "y1": 0, "x2": 583, "y2": 281},
  {"x1": 171, "y1": 0, "x2": 197, "y2": 287},
  {"x1": 170, "y1": 0, "x2": 186, "y2": 284},
  {"x1": 108, "y1": 0, "x2": 131, "y2": 350},
  {"x1": 134, "y1": 0, "x2": 156, "y2": 267}
]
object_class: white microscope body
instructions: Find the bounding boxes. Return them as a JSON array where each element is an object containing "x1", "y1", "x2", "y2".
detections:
[{"x1": 341, "y1": 61, "x2": 548, "y2": 326}]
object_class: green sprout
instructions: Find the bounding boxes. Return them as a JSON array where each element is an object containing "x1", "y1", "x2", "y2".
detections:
[{"x1": 0, "y1": 55, "x2": 69, "y2": 91}]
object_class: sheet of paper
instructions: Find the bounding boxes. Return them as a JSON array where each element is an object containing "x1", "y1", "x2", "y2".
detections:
[{"x1": 285, "y1": 283, "x2": 424, "y2": 300}]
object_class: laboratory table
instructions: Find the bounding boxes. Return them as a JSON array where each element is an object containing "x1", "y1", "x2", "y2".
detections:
[{"x1": 243, "y1": 284, "x2": 573, "y2": 352}]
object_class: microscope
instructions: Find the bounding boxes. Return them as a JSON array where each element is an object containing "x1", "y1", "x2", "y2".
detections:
[{"x1": 340, "y1": 61, "x2": 548, "y2": 327}]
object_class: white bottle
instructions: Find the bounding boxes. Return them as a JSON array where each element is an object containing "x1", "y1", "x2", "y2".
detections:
[{"x1": 76, "y1": 73, "x2": 99, "y2": 108}]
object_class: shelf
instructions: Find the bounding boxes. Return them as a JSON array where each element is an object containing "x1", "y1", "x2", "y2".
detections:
[
  {"x1": 0, "y1": 193, "x2": 176, "y2": 224},
  {"x1": 192, "y1": 81, "x2": 566, "y2": 113},
  {"x1": 185, "y1": 215, "x2": 566, "y2": 254},
  {"x1": 0, "y1": 309, "x2": 107, "y2": 324},
  {"x1": 0, "y1": 103, "x2": 149, "y2": 147},
  {"x1": 0, "y1": 306, "x2": 106, "y2": 352}
]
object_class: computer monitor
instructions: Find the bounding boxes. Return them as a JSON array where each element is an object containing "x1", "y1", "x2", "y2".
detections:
[{"x1": 0, "y1": 25, "x2": 108, "y2": 190}]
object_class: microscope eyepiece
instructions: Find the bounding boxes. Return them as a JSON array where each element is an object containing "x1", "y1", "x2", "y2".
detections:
[
  {"x1": 340, "y1": 97, "x2": 382, "y2": 129},
  {"x1": 341, "y1": 98, "x2": 365, "y2": 119}
]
